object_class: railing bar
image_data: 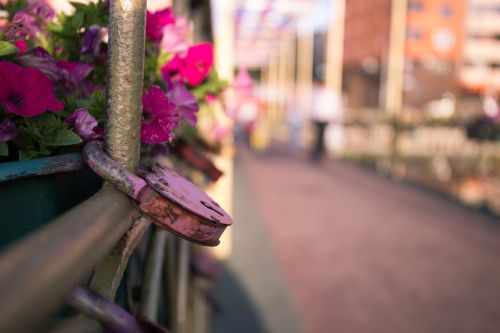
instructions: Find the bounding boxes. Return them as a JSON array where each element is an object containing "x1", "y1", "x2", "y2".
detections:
[
  {"x1": 174, "y1": 239, "x2": 191, "y2": 333},
  {"x1": 139, "y1": 227, "x2": 169, "y2": 320},
  {"x1": 88, "y1": 0, "x2": 148, "y2": 301},
  {"x1": 104, "y1": 0, "x2": 146, "y2": 171},
  {"x1": 88, "y1": 216, "x2": 151, "y2": 299},
  {"x1": 47, "y1": 317, "x2": 102, "y2": 333},
  {"x1": 0, "y1": 188, "x2": 136, "y2": 333}
]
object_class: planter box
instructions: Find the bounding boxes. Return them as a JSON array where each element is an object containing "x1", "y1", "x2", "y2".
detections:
[{"x1": 0, "y1": 153, "x2": 102, "y2": 249}]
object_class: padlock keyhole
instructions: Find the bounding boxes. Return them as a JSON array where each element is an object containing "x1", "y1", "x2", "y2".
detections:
[{"x1": 200, "y1": 200, "x2": 224, "y2": 217}]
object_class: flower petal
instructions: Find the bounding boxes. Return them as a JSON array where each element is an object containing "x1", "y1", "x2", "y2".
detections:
[{"x1": 0, "y1": 118, "x2": 18, "y2": 142}]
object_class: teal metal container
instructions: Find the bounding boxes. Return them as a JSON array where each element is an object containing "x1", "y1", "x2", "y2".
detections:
[{"x1": 0, "y1": 153, "x2": 102, "y2": 249}]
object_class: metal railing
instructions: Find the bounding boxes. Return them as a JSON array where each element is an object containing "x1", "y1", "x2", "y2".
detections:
[{"x1": 0, "y1": 1, "x2": 214, "y2": 332}]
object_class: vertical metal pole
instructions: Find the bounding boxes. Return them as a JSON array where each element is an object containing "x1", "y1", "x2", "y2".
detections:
[
  {"x1": 139, "y1": 228, "x2": 169, "y2": 321},
  {"x1": 277, "y1": 38, "x2": 288, "y2": 123},
  {"x1": 208, "y1": 0, "x2": 235, "y2": 260},
  {"x1": 104, "y1": 0, "x2": 147, "y2": 171},
  {"x1": 90, "y1": 0, "x2": 147, "y2": 299},
  {"x1": 385, "y1": 0, "x2": 407, "y2": 178},
  {"x1": 174, "y1": 239, "x2": 191, "y2": 333},
  {"x1": 268, "y1": 53, "x2": 279, "y2": 123},
  {"x1": 286, "y1": 34, "x2": 297, "y2": 100},
  {"x1": 385, "y1": 0, "x2": 407, "y2": 116},
  {"x1": 325, "y1": 0, "x2": 345, "y2": 93},
  {"x1": 296, "y1": 22, "x2": 314, "y2": 149},
  {"x1": 297, "y1": 21, "x2": 314, "y2": 116}
]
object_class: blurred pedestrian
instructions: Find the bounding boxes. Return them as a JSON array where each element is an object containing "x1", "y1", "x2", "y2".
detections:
[
  {"x1": 286, "y1": 95, "x2": 305, "y2": 153},
  {"x1": 310, "y1": 84, "x2": 343, "y2": 162}
]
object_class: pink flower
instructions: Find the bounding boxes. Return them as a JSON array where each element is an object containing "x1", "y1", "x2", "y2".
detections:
[
  {"x1": 65, "y1": 108, "x2": 103, "y2": 141},
  {"x1": 146, "y1": 8, "x2": 175, "y2": 42},
  {"x1": 161, "y1": 43, "x2": 213, "y2": 86},
  {"x1": 0, "y1": 61, "x2": 63, "y2": 117},
  {"x1": 205, "y1": 94, "x2": 217, "y2": 104},
  {"x1": 141, "y1": 86, "x2": 179, "y2": 143},
  {"x1": 233, "y1": 67, "x2": 253, "y2": 95},
  {"x1": 159, "y1": 17, "x2": 189, "y2": 54},
  {"x1": 14, "y1": 40, "x2": 27, "y2": 54}
]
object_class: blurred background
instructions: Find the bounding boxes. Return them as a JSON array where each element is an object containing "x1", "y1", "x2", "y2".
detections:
[
  {"x1": 44, "y1": 0, "x2": 500, "y2": 332},
  {"x1": 210, "y1": 1, "x2": 500, "y2": 333}
]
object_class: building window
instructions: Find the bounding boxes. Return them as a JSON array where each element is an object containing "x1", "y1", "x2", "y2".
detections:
[
  {"x1": 441, "y1": 5, "x2": 453, "y2": 17},
  {"x1": 407, "y1": 28, "x2": 422, "y2": 40},
  {"x1": 471, "y1": 4, "x2": 500, "y2": 13},
  {"x1": 408, "y1": 1, "x2": 423, "y2": 11}
]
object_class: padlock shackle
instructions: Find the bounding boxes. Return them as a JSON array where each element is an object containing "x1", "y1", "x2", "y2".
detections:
[{"x1": 83, "y1": 141, "x2": 148, "y2": 201}]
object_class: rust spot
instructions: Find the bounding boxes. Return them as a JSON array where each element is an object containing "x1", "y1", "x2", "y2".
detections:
[{"x1": 164, "y1": 205, "x2": 180, "y2": 224}]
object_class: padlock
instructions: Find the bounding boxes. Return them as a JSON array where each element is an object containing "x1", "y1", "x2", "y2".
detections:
[{"x1": 83, "y1": 141, "x2": 232, "y2": 246}]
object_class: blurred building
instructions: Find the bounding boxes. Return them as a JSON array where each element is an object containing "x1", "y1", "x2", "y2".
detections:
[
  {"x1": 404, "y1": 0, "x2": 465, "y2": 107},
  {"x1": 342, "y1": 0, "x2": 500, "y2": 109},
  {"x1": 343, "y1": 0, "x2": 391, "y2": 108},
  {"x1": 460, "y1": 0, "x2": 500, "y2": 92}
]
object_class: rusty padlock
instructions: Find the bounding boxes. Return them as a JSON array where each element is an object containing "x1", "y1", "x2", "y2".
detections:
[{"x1": 83, "y1": 141, "x2": 232, "y2": 246}]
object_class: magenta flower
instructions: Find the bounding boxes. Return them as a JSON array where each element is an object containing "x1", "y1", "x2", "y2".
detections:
[
  {"x1": 0, "y1": 61, "x2": 63, "y2": 117},
  {"x1": 65, "y1": 108, "x2": 103, "y2": 141},
  {"x1": 0, "y1": 118, "x2": 18, "y2": 142},
  {"x1": 161, "y1": 43, "x2": 214, "y2": 86},
  {"x1": 167, "y1": 81, "x2": 199, "y2": 126},
  {"x1": 141, "y1": 86, "x2": 179, "y2": 143},
  {"x1": 159, "y1": 17, "x2": 189, "y2": 54},
  {"x1": 146, "y1": 8, "x2": 175, "y2": 42}
]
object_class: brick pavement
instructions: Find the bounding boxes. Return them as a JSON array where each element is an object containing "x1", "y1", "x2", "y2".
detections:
[{"x1": 216, "y1": 146, "x2": 500, "y2": 333}]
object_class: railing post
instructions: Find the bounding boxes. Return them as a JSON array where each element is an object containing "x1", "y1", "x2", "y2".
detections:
[
  {"x1": 89, "y1": 0, "x2": 148, "y2": 299},
  {"x1": 104, "y1": 0, "x2": 147, "y2": 171}
]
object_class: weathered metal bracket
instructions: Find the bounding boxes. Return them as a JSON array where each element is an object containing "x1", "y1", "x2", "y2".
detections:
[{"x1": 66, "y1": 287, "x2": 170, "y2": 333}]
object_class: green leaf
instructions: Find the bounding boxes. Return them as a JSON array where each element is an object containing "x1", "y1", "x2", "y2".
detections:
[
  {"x1": 19, "y1": 149, "x2": 50, "y2": 160},
  {"x1": 47, "y1": 129, "x2": 82, "y2": 146},
  {"x1": 0, "y1": 141, "x2": 8, "y2": 156},
  {"x1": 0, "y1": 41, "x2": 19, "y2": 60},
  {"x1": 75, "y1": 90, "x2": 105, "y2": 124}
]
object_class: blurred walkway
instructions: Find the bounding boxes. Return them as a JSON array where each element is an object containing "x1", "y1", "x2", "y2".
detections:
[{"x1": 215, "y1": 144, "x2": 500, "y2": 333}]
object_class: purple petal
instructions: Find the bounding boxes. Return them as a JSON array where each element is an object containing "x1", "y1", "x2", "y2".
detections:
[
  {"x1": 82, "y1": 25, "x2": 102, "y2": 56},
  {"x1": 70, "y1": 63, "x2": 94, "y2": 83},
  {"x1": 168, "y1": 81, "x2": 199, "y2": 126},
  {"x1": 65, "y1": 108, "x2": 103, "y2": 141},
  {"x1": 0, "y1": 118, "x2": 18, "y2": 142},
  {"x1": 17, "y1": 47, "x2": 63, "y2": 83},
  {"x1": 3, "y1": 12, "x2": 38, "y2": 41},
  {"x1": 27, "y1": 0, "x2": 55, "y2": 20}
]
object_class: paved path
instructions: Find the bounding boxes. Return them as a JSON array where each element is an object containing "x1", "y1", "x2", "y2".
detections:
[{"x1": 216, "y1": 146, "x2": 500, "y2": 333}]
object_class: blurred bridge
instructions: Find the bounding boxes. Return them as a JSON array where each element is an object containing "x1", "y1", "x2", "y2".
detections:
[{"x1": 215, "y1": 144, "x2": 500, "y2": 333}]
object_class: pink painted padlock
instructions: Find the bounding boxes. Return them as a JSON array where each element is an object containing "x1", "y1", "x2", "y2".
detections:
[{"x1": 83, "y1": 141, "x2": 232, "y2": 246}]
